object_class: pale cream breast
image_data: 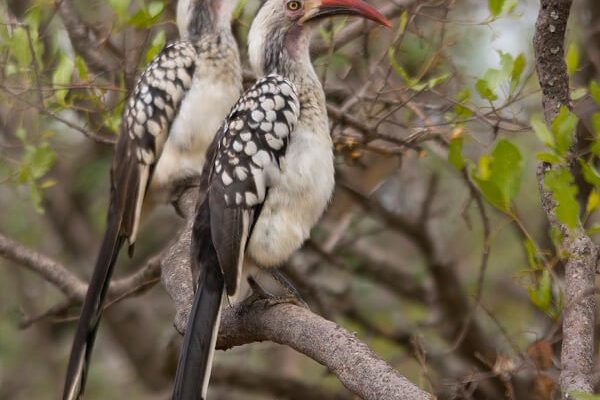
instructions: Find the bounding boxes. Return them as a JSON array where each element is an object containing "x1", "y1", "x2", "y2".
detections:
[{"x1": 247, "y1": 125, "x2": 334, "y2": 267}]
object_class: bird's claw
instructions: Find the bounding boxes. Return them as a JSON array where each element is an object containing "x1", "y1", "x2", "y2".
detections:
[
  {"x1": 270, "y1": 269, "x2": 310, "y2": 309},
  {"x1": 241, "y1": 276, "x2": 308, "y2": 310},
  {"x1": 170, "y1": 175, "x2": 201, "y2": 217}
]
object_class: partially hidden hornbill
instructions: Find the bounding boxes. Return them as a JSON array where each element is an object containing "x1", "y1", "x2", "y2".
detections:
[
  {"x1": 62, "y1": 1, "x2": 241, "y2": 398},
  {"x1": 173, "y1": 0, "x2": 390, "y2": 398}
]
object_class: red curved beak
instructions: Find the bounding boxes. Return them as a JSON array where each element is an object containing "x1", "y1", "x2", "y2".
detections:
[{"x1": 300, "y1": 0, "x2": 392, "y2": 28}]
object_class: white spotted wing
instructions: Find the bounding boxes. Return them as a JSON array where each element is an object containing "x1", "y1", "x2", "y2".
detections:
[
  {"x1": 112, "y1": 41, "x2": 197, "y2": 246},
  {"x1": 206, "y1": 74, "x2": 300, "y2": 295}
]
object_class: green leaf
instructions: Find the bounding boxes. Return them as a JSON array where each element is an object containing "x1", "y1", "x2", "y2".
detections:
[
  {"x1": 388, "y1": 49, "x2": 411, "y2": 82},
  {"x1": 232, "y1": 0, "x2": 247, "y2": 20},
  {"x1": 587, "y1": 224, "x2": 600, "y2": 236},
  {"x1": 397, "y1": 10, "x2": 408, "y2": 34},
  {"x1": 544, "y1": 168, "x2": 580, "y2": 229},
  {"x1": 566, "y1": 42, "x2": 580, "y2": 77},
  {"x1": 9, "y1": 27, "x2": 31, "y2": 67},
  {"x1": 488, "y1": 0, "x2": 505, "y2": 17},
  {"x1": 129, "y1": 2, "x2": 165, "y2": 28},
  {"x1": 25, "y1": 7, "x2": 42, "y2": 34},
  {"x1": 580, "y1": 160, "x2": 600, "y2": 187},
  {"x1": 29, "y1": 182, "x2": 44, "y2": 213},
  {"x1": 524, "y1": 239, "x2": 540, "y2": 270},
  {"x1": 475, "y1": 78, "x2": 497, "y2": 101},
  {"x1": 147, "y1": 1, "x2": 164, "y2": 17},
  {"x1": 25, "y1": 144, "x2": 56, "y2": 179},
  {"x1": 387, "y1": 48, "x2": 425, "y2": 90},
  {"x1": 448, "y1": 136, "x2": 464, "y2": 169},
  {"x1": 109, "y1": 0, "x2": 132, "y2": 24},
  {"x1": 571, "y1": 87, "x2": 587, "y2": 101},
  {"x1": 570, "y1": 392, "x2": 600, "y2": 400},
  {"x1": 592, "y1": 113, "x2": 600, "y2": 135},
  {"x1": 484, "y1": 68, "x2": 503, "y2": 90},
  {"x1": 52, "y1": 54, "x2": 74, "y2": 105},
  {"x1": 18, "y1": 164, "x2": 31, "y2": 184},
  {"x1": 106, "y1": 112, "x2": 122, "y2": 135},
  {"x1": 427, "y1": 73, "x2": 450, "y2": 89},
  {"x1": 592, "y1": 141, "x2": 600, "y2": 157},
  {"x1": 499, "y1": 51, "x2": 513, "y2": 77},
  {"x1": 528, "y1": 269, "x2": 552, "y2": 312},
  {"x1": 39, "y1": 179, "x2": 57, "y2": 189},
  {"x1": 145, "y1": 30, "x2": 166, "y2": 63},
  {"x1": 318, "y1": 26, "x2": 332, "y2": 43},
  {"x1": 531, "y1": 114, "x2": 554, "y2": 148},
  {"x1": 504, "y1": 0, "x2": 517, "y2": 14},
  {"x1": 587, "y1": 190, "x2": 600, "y2": 214},
  {"x1": 477, "y1": 155, "x2": 491, "y2": 180},
  {"x1": 75, "y1": 56, "x2": 88, "y2": 80},
  {"x1": 536, "y1": 152, "x2": 562, "y2": 164},
  {"x1": 15, "y1": 127, "x2": 27, "y2": 143},
  {"x1": 510, "y1": 53, "x2": 526, "y2": 91},
  {"x1": 551, "y1": 106, "x2": 577, "y2": 156},
  {"x1": 590, "y1": 81, "x2": 600, "y2": 104},
  {"x1": 456, "y1": 88, "x2": 470, "y2": 103},
  {"x1": 472, "y1": 139, "x2": 523, "y2": 212},
  {"x1": 454, "y1": 88, "x2": 472, "y2": 119}
]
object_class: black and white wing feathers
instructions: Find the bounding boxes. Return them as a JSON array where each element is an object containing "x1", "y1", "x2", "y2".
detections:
[
  {"x1": 114, "y1": 41, "x2": 197, "y2": 246},
  {"x1": 207, "y1": 74, "x2": 300, "y2": 295}
]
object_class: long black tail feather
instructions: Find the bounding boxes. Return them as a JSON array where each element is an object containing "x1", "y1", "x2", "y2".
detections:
[
  {"x1": 62, "y1": 206, "x2": 124, "y2": 400},
  {"x1": 173, "y1": 199, "x2": 224, "y2": 400}
]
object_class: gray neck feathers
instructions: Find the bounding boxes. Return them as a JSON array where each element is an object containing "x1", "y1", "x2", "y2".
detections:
[
  {"x1": 248, "y1": 21, "x2": 328, "y2": 134},
  {"x1": 265, "y1": 32, "x2": 328, "y2": 134},
  {"x1": 187, "y1": 2, "x2": 215, "y2": 39}
]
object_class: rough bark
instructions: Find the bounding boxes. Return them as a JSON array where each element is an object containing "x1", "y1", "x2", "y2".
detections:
[
  {"x1": 56, "y1": 0, "x2": 121, "y2": 76},
  {"x1": 217, "y1": 301, "x2": 434, "y2": 400},
  {"x1": 533, "y1": 0, "x2": 598, "y2": 396}
]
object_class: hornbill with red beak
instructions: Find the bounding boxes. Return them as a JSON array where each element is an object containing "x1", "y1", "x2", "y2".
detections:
[
  {"x1": 173, "y1": 0, "x2": 390, "y2": 398},
  {"x1": 62, "y1": 1, "x2": 241, "y2": 398}
]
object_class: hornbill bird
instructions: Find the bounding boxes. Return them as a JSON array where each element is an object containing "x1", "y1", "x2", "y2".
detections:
[
  {"x1": 62, "y1": 0, "x2": 241, "y2": 398},
  {"x1": 173, "y1": 0, "x2": 390, "y2": 398}
]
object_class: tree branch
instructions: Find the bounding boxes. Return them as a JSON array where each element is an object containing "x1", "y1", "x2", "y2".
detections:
[
  {"x1": 56, "y1": 0, "x2": 121, "y2": 76},
  {"x1": 533, "y1": 0, "x2": 598, "y2": 396},
  {"x1": 0, "y1": 231, "x2": 162, "y2": 302},
  {"x1": 0, "y1": 231, "x2": 86, "y2": 300},
  {"x1": 217, "y1": 300, "x2": 434, "y2": 400}
]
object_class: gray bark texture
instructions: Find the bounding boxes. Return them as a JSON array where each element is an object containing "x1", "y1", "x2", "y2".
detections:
[{"x1": 533, "y1": 0, "x2": 598, "y2": 396}]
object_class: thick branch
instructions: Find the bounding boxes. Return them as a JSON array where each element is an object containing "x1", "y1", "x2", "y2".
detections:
[
  {"x1": 0, "y1": 232, "x2": 86, "y2": 299},
  {"x1": 533, "y1": 0, "x2": 598, "y2": 396},
  {"x1": 217, "y1": 301, "x2": 434, "y2": 400},
  {"x1": 56, "y1": 0, "x2": 121, "y2": 76}
]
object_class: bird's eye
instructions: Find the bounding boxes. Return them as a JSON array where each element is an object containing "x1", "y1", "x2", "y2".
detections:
[{"x1": 287, "y1": 0, "x2": 301, "y2": 11}]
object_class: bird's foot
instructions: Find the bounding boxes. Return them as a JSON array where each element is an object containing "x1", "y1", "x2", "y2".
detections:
[
  {"x1": 169, "y1": 175, "x2": 202, "y2": 218},
  {"x1": 269, "y1": 269, "x2": 309, "y2": 309},
  {"x1": 241, "y1": 276, "x2": 308, "y2": 310}
]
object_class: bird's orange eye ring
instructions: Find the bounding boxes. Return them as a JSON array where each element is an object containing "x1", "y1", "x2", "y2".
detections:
[{"x1": 287, "y1": 1, "x2": 301, "y2": 11}]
